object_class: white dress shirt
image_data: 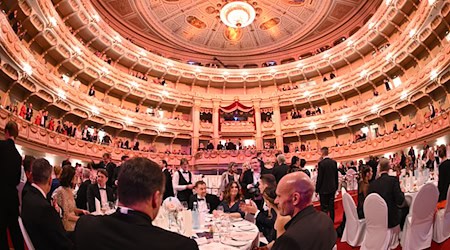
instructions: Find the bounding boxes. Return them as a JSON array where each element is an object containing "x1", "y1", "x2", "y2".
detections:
[
  {"x1": 172, "y1": 170, "x2": 191, "y2": 196},
  {"x1": 31, "y1": 183, "x2": 47, "y2": 198},
  {"x1": 99, "y1": 185, "x2": 108, "y2": 206}
]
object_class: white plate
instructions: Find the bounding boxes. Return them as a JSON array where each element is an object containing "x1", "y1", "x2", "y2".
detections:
[
  {"x1": 232, "y1": 221, "x2": 249, "y2": 227},
  {"x1": 238, "y1": 225, "x2": 254, "y2": 231},
  {"x1": 222, "y1": 239, "x2": 248, "y2": 247},
  {"x1": 231, "y1": 232, "x2": 255, "y2": 241}
]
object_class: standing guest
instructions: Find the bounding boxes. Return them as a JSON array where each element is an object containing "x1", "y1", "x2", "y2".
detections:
[
  {"x1": 368, "y1": 158, "x2": 406, "y2": 229},
  {"x1": 52, "y1": 166, "x2": 89, "y2": 231},
  {"x1": 241, "y1": 157, "x2": 261, "y2": 199},
  {"x1": 217, "y1": 181, "x2": 245, "y2": 218},
  {"x1": 188, "y1": 181, "x2": 220, "y2": 213},
  {"x1": 75, "y1": 157, "x2": 199, "y2": 250},
  {"x1": 367, "y1": 155, "x2": 378, "y2": 181},
  {"x1": 357, "y1": 166, "x2": 372, "y2": 219},
  {"x1": 87, "y1": 169, "x2": 116, "y2": 212},
  {"x1": 0, "y1": 121, "x2": 24, "y2": 250},
  {"x1": 21, "y1": 158, "x2": 72, "y2": 250},
  {"x1": 112, "y1": 155, "x2": 129, "y2": 192},
  {"x1": 272, "y1": 154, "x2": 289, "y2": 183},
  {"x1": 172, "y1": 158, "x2": 194, "y2": 203},
  {"x1": 315, "y1": 147, "x2": 338, "y2": 222},
  {"x1": 437, "y1": 145, "x2": 450, "y2": 203},
  {"x1": 429, "y1": 103, "x2": 436, "y2": 119},
  {"x1": 48, "y1": 165, "x2": 62, "y2": 200},
  {"x1": 76, "y1": 168, "x2": 91, "y2": 210},
  {"x1": 88, "y1": 86, "x2": 95, "y2": 97},
  {"x1": 271, "y1": 172, "x2": 336, "y2": 250},
  {"x1": 161, "y1": 160, "x2": 174, "y2": 199},
  {"x1": 25, "y1": 103, "x2": 33, "y2": 121},
  {"x1": 97, "y1": 153, "x2": 116, "y2": 188},
  {"x1": 219, "y1": 162, "x2": 240, "y2": 194}
]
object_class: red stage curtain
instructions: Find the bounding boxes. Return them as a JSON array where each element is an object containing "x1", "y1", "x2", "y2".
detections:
[{"x1": 219, "y1": 101, "x2": 253, "y2": 113}]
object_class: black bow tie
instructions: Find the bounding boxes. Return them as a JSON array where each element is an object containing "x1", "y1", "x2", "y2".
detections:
[
  {"x1": 183, "y1": 171, "x2": 189, "y2": 174},
  {"x1": 99, "y1": 187, "x2": 106, "y2": 190},
  {"x1": 198, "y1": 198, "x2": 205, "y2": 201}
]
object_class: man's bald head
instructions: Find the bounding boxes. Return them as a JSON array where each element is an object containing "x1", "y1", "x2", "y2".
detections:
[{"x1": 275, "y1": 172, "x2": 314, "y2": 217}]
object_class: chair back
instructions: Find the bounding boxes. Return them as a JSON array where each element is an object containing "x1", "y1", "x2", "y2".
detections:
[
  {"x1": 410, "y1": 183, "x2": 439, "y2": 225},
  {"x1": 361, "y1": 193, "x2": 390, "y2": 250},
  {"x1": 342, "y1": 192, "x2": 358, "y2": 221},
  {"x1": 18, "y1": 217, "x2": 35, "y2": 250}
]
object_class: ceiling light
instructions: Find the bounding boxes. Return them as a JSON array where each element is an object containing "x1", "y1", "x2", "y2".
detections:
[
  {"x1": 57, "y1": 89, "x2": 66, "y2": 100},
  {"x1": 428, "y1": 0, "x2": 436, "y2": 6},
  {"x1": 322, "y1": 52, "x2": 329, "y2": 59},
  {"x1": 100, "y1": 67, "x2": 109, "y2": 74},
  {"x1": 23, "y1": 63, "x2": 32, "y2": 75},
  {"x1": 446, "y1": 31, "x2": 450, "y2": 41},
  {"x1": 332, "y1": 82, "x2": 340, "y2": 89},
  {"x1": 223, "y1": 71, "x2": 229, "y2": 76},
  {"x1": 393, "y1": 77, "x2": 402, "y2": 87},
  {"x1": 124, "y1": 117, "x2": 133, "y2": 125},
  {"x1": 92, "y1": 14, "x2": 100, "y2": 22},
  {"x1": 385, "y1": 52, "x2": 393, "y2": 61},
  {"x1": 368, "y1": 22, "x2": 375, "y2": 29},
  {"x1": 401, "y1": 90, "x2": 408, "y2": 100},
  {"x1": 385, "y1": 0, "x2": 392, "y2": 5},
  {"x1": 241, "y1": 71, "x2": 248, "y2": 76},
  {"x1": 360, "y1": 70, "x2": 368, "y2": 78},
  {"x1": 161, "y1": 90, "x2": 169, "y2": 97},
  {"x1": 130, "y1": 81, "x2": 138, "y2": 88},
  {"x1": 409, "y1": 29, "x2": 416, "y2": 38},
  {"x1": 430, "y1": 69, "x2": 438, "y2": 80},
  {"x1": 114, "y1": 35, "x2": 122, "y2": 43},
  {"x1": 62, "y1": 75, "x2": 70, "y2": 84},
  {"x1": 309, "y1": 122, "x2": 316, "y2": 130},
  {"x1": 347, "y1": 40, "x2": 353, "y2": 46},
  {"x1": 73, "y1": 46, "x2": 81, "y2": 55},
  {"x1": 138, "y1": 49, "x2": 147, "y2": 56},
  {"x1": 49, "y1": 17, "x2": 57, "y2": 27},
  {"x1": 220, "y1": 1, "x2": 256, "y2": 28},
  {"x1": 166, "y1": 61, "x2": 174, "y2": 67},
  {"x1": 91, "y1": 106, "x2": 100, "y2": 115},
  {"x1": 158, "y1": 124, "x2": 166, "y2": 131},
  {"x1": 269, "y1": 68, "x2": 276, "y2": 74},
  {"x1": 296, "y1": 62, "x2": 303, "y2": 68},
  {"x1": 340, "y1": 115, "x2": 348, "y2": 123},
  {"x1": 303, "y1": 91, "x2": 310, "y2": 97},
  {"x1": 195, "y1": 67, "x2": 202, "y2": 73},
  {"x1": 371, "y1": 104, "x2": 379, "y2": 114}
]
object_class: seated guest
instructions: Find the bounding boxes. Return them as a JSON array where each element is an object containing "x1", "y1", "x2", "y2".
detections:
[
  {"x1": 271, "y1": 172, "x2": 336, "y2": 250},
  {"x1": 437, "y1": 145, "x2": 450, "y2": 204},
  {"x1": 48, "y1": 165, "x2": 62, "y2": 200},
  {"x1": 188, "y1": 181, "x2": 220, "y2": 213},
  {"x1": 219, "y1": 162, "x2": 240, "y2": 193},
  {"x1": 75, "y1": 157, "x2": 198, "y2": 250},
  {"x1": 368, "y1": 158, "x2": 406, "y2": 229},
  {"x1": 272, "y1": 154, "x2": 289, "y2": 183},
  {"x1": 263, "y1": 187, "x2": 291, "y2": 248},
  {"x1": 218, "y1": 181, "x2": 245, "y2": 218},
  {"x1": 53, "y1": 165, "x2": 89, "y2": 232},
  {"x1": 357, "y1": 166, "x2": 372, "y2": 219},
  {"x1": 87, "y1": 169, "x2": 115, "y2": 212},
  {"x1": 21, "y1": 158, "x2": 72, "y2": 250},
  {"x1": 76, "y1": 168, "x2": 91, "y2": 210}
]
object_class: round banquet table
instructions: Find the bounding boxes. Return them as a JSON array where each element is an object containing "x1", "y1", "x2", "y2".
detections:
[{"x1": 153, "y1": 210, "x2": 259, "y2": 250}]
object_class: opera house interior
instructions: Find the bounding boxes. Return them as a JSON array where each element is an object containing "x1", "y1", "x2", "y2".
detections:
[{"x1": 1, "y1": 0, "x2": 450, "y2": 249}]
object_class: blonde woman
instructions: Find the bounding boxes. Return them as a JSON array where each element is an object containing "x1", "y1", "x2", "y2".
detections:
[{"x1": 219, "y1": 162, "x2": 239, "y2": 194}]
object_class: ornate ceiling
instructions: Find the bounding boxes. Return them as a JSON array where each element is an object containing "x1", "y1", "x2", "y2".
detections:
[{"x1": 92, "y1": 0, "x2": 382, "y2": 59}]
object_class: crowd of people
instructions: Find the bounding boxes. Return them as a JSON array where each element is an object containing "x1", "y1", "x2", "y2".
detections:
[{"x1": 1, "y1": 119, "x2": 449, "y2": 250}]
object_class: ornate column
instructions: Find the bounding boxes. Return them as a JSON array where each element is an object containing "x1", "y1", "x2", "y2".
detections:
[
  {"x1": 212, "y1": 100, "x2": 221, "y2": 147},
  {"x1": 191, "y1": 99, "x2": 201, "y2": 154},
  {"x1": 253, "y1": 100, "x2": 263, "y2": 149},
  {"x1": 271, "y1": 98, "x2": 283, "y2": 150}
]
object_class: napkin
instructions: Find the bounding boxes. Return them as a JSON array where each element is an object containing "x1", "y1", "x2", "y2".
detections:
[
  {"x1": 95, "y1": 198, "x2": 101, "y2": 212},
  {"x1": 194, "y1": 237, "x2": 208, "y2": 246}
]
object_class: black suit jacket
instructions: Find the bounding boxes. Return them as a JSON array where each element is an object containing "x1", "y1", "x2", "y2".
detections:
[
  {"x1": 272, "y1": 163, "x2": 288, "y2": 183},
  {"x1": 272, "y1": 205, "x2": 336, "y2": 250},
  {"x1": 256, "y1": 208, "x2": 276, "y2": 243},
  {"x1": 188, "y1": 194, "x2": 220, "y2": 213},
  {"x1": 21, "y1": 186, "x2": 72, "y2": 250},
  {"x1": 368, "y1": 173, "x2": 405, "y2": 228},
  {"x1": 76, "y1": 180, "x2": 91, "y2": 210},
  {"x1": 105, "y1": 162, "x2": 117, "y2": 188},
  {"x1": 75, "y1": 209, "x2": 198, "y2": 250},
  {"x1": 163, "y1": 169, "x2": 174, "y2": 200},
  {"x1": 438, "y1": 159, "x2": 450, "y2": 201},
  {"x1": 86, "y1": 184, "x2": 116, "y2": 212},
  {"x1": 316, "y1": 157, "x2": 338, "y2": 194},
  {"x1": 240, "y1": 170, "x2": 255, "y2": 199},
  {"x1": 0, "y1": 139, "x2": 22, "y2": 212}
]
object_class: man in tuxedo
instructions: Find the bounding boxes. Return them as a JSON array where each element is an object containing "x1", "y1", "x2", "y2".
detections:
[
  {"x1": 272, "y1": 154, "x2": 288, "y2": 183},
  {"x1": 241, "y1": 157, "x2": 261, "y2": 199},
  {"x1": 272, "y1": 172, "x2": 336, "y2": 250},
  {"x1": 172, "y1": 158, "x2": 194, "y2": 202},
  {"x1": 75, "y1": 157, "x2": 199, "y2": 250},
  {"x1": 0, "y1": 121, "x2": 24, "y2": 250},
  {"x1": 25, "y1": 103, "x2": 33, "y2": 121},
  {"x1": 87, "y1": 169, "x2": 116, "y2": 212},
  {"x1": 97, "y1": 153, "x2": 117, "y2": 188},
  {"x1": 367, "y1": 155, "x2": 378, "y2": 181},
  {"x1": 161, "y1": 160, "x2": 174, "y2": 200},
  {"x1": 111, "y1": 155, "x2": 128, "y2": 193},
  {"x1": 21, "y1": 158, "x2": 72, "y2": 250},
  {"x1": 315, "y1": 147, "x2": 338, "y2": 222},
  {"x1": 368, "y1": 158, "x2": 406, "y2": 228},
  {"x1": 76, "y1": 168, "x2": 91, "y2": 210},
  {"x1": 188, "y1": 181, "x2": 220, "y2": 213}
]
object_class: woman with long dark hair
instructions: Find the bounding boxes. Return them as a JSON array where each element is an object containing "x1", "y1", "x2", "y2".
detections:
[
  {"x1": 357, "y1": 165, "x2": 372, "y2": 219},
  {"x1": 217, "y1": 181, "x2": 245, "y2": 218}
]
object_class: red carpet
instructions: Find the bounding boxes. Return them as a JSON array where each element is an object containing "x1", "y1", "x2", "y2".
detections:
[{"x1": 314, "y1": 191, "x2": 450, "y2": 250}]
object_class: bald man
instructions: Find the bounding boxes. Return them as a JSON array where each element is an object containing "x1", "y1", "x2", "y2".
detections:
[{"x1": 272, "y1": 172, "x2": 336, "y2": 250}]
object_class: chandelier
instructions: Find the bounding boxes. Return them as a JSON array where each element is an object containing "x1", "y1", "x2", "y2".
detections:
[{"x1": 220, "y1": 1, "x2": 256, "y2": 28}]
